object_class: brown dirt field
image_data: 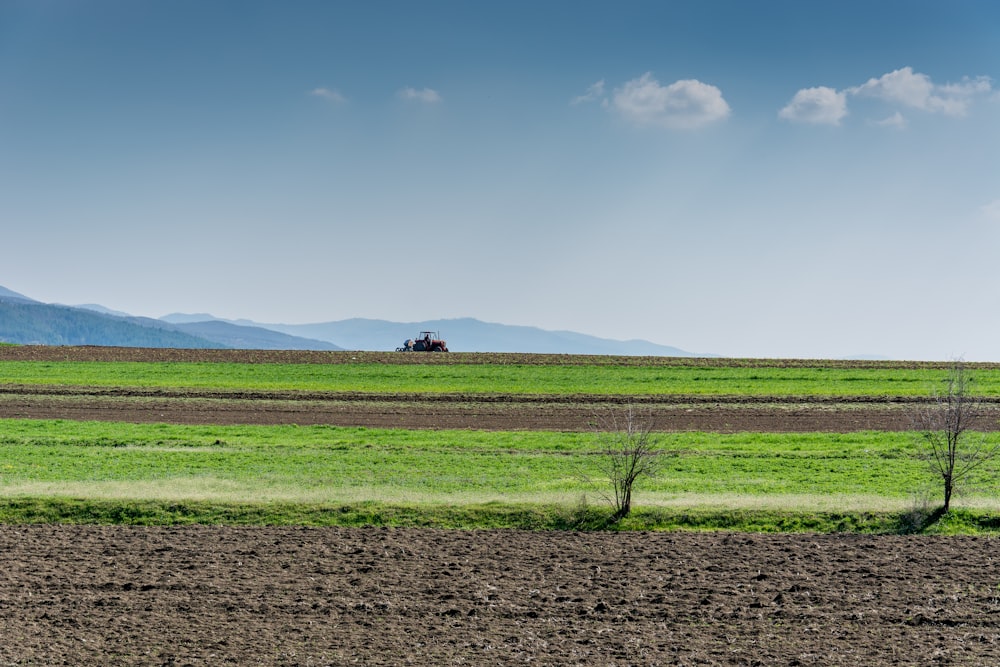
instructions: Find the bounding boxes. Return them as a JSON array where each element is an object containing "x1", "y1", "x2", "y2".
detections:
[
  {"x1": 0, "y1": 385, "x2": 945, "y2": 431},
  {"x1": 1, "y1": 526, "x2": 998, "y2": 666}
]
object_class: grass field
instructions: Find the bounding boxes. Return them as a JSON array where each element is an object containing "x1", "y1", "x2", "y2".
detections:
[
  {"x1": 2, "y1": 418, "x2": 999, "y2": 531},
  {"x1": 5, "y1": 359, "x2": 1000, "y2": 395},
  {"x1": 3, "y1": 352, "x2": 1000, "y2": 532}
]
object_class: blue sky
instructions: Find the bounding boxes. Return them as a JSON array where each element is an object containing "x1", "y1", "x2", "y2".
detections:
[{"x1": 2, "y1": 1, "x2": 998, "y2": 359}]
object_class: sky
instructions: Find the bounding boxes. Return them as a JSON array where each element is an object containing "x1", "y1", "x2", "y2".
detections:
[{"x1": 1, "y1": 1, "x2": 998, "y2": 360}]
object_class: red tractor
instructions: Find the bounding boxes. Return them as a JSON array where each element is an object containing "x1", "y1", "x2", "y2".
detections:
[{"x1": 397, "y1": 331, "x2": 448, "y2": 352}]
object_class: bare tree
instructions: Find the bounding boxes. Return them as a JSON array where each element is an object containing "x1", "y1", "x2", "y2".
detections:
[
  {"x1": 589, "y1": 404, "x2": 663, "y2": 521},
  {"x1": 912, "y1": 361, "x2": 998, "y2": 513}
]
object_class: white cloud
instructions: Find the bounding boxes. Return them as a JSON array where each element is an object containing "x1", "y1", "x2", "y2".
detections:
[
  {"x1": 571, "y1": 80, "x2": 605, "y2": 105},
  {"x1": 309, "y1": 87, "x2": 347, "y2": 104},
  {"x1": 850, "y1": 67, "x2": 934, "y2": 108},
  {"x1": 848, "y1": 67, "x2": 993, "y2": 117},
  {"x1": 871, "y1": 111, "x2": 907, "y2": 129},
  {"x1": 981, "y1": 200, "x2": 1000, "y2": 222},
  {"x1": 612, "y1": 73, "x2": 730, "y2": 129},
  {"x1": 398, "y1": 87, "x2": 442, "y2": 103},
  {"x1": 780, "y1": 67, "x2": 993, "y2": 128},
  {"x1": 778, "y1": 86, "x2": 847, "y2": 125},
  {"x1": 938, "y1": 75, "x2": 992, "y2": 97}
]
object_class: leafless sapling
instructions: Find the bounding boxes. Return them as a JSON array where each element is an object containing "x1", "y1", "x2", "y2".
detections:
[
  {"x1": 589, "y1": 404, "x2": 663, "y2": 521},
  {"x1": 911, "y1": 361, "x2": 998, "y2": 513}
]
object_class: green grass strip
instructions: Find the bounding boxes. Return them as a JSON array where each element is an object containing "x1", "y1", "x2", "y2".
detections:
[
  {"x1": 0, "y1": 419, "x2": 957, "y2": 499},
  {"x1": 5, "y1": 360, "x2": 1000, "y2": 396},
  {"x1": 1, "y1": 419, "x2": 999, "y2": 531}
]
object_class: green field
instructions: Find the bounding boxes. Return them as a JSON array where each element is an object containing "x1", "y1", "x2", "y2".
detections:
[
  {"x1": 3, "y1": 355, "x2": 1000, "y2": 532},
  {"x1": 2, "y1": 418, "x2": 998, "y2": 532},
  {"x1": 4, "y1": 359, "x2": 1000, "y2": 396}
]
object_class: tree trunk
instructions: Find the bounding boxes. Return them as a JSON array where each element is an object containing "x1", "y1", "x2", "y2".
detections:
[{"x1": 614, "y1": 489, "x2": 632, "y2": 521}]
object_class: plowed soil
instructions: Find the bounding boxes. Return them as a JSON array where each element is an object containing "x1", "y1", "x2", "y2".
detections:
[
  {"x1": 0, "y1": 385, "x2": 938, "y2": 432},
  {"x1": 4, "y1": 347, "x2": 1000, "y2": 665},
  {"x1": 2, "y1": 526, "x2": 1000, "y2": 666}
]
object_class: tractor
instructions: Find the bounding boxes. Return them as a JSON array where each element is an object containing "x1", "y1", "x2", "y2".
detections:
[{"x1": 396, "y1": 331, "x2": 448, "y2": 352}]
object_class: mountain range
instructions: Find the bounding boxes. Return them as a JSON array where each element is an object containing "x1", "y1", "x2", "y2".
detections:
[{"x1": 0, "y1": 285, "x2": 704, "y2": 356}]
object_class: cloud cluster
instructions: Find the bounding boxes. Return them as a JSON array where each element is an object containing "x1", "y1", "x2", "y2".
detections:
[
  {"x1": 573, "y1": 72, "x2": 730, "y2": 129},
  {"x1": 309, "y1": 86, "x2": 443, "y2": 105},
  {"x1": 397, "y1": 87, "x2": 442, "y2": 104},
  {"x1": 309, "y1": 87, "x2": 347, "y2": 104},
  {"x1": 777, "y1": 87, "x2": 847, "y2": 125},
  {"x1": 779, "y1": 67, "x2": 993, "y2": 126},
  {"x1": 570, "y1": 80, "x2": 606, "y2": 106}
]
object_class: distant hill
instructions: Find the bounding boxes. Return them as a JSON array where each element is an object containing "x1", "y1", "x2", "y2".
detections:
[
  {"x1": 0, "y1": 286, "x2": 37, "y2": 303},
  {"x1": 0, "y1": 299, "x2": 225, "y2": 348},
  {"x1": 73, "y1": 303, "x2": 134, "y2": 318},
  {"x1": 162, "y1": 314, "x2": 705, "y2": 356},
  {"x1": 0, "y1": 287, "x2": 343, "y2": 350},
  {"x1": 1, "y1": 283, "x2": 702, "y2": 355},
  {"x1": 165, "y1": 319, "x2": 342, "y2": 351}
]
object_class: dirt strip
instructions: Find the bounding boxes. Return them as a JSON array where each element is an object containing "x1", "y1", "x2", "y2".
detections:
[
  {"x1": 0, "y1": 526, "x2": 997, "y2": 666},
  {"x1": 0, "y1": 389, "x2": 938, "y2": 431}
]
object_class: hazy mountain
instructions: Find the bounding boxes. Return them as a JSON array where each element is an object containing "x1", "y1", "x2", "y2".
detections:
[
  {"x1": 0, "y1": 286, "x2": 38, "y2": 303},
  {"x1": 163, "y1": 313, "x2": 220, "y2": 324},
  {"x1": 166, "y1": 319, "x2": 342, "y2": 351},
  {"x1": 74, "y1": 303, "x2": 134, "y2": 318},
  {"x1": 73, "y1": 305, "x2": 341, "y2": 350},
  {"x1": 274, "y1": 318, "x2": 704, "y2": 355},
  {"x1": 162, "y1": 314, "x2": 706, "y2": 356},
  {"x1": 2, "y1": 283, "x2": 702, "y2": 355},
  {"x1": 0, "y1": 298, "x2": 225, "y2": 348},
  {"x1": 0, "y1": 287, "x2": 342, "y2": 350}
]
